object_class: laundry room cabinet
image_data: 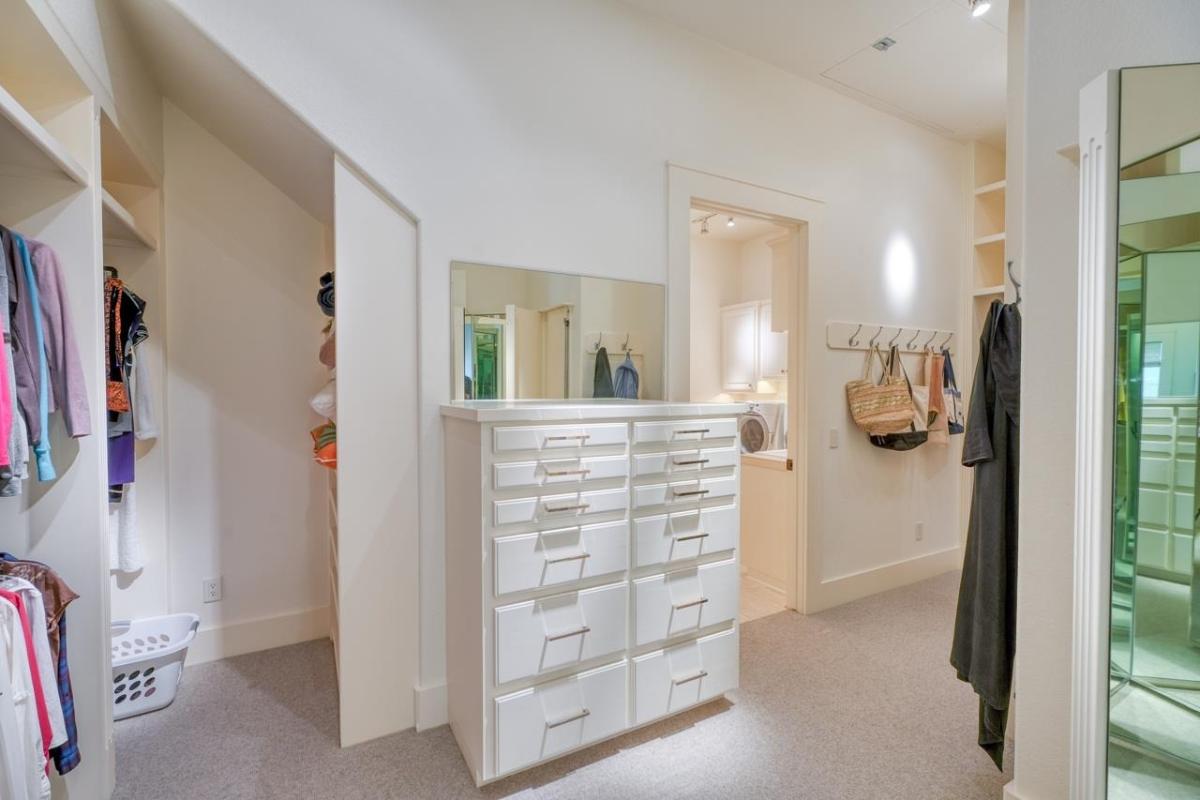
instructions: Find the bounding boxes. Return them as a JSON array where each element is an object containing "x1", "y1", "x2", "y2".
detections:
[{"x1": 720, "y1": 301, "x2": 786, "y2": 391}]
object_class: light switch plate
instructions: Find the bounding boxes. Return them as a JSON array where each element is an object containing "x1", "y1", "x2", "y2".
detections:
[{"x1": 829, "y1": 428, "x2": 839, "y2": 449}]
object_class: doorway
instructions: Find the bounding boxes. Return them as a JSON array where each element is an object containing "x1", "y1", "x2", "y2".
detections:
[{"x1": 667, "y1": 163, "x2": 823, "y2": 616}]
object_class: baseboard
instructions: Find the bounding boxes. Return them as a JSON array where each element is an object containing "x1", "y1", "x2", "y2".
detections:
[
  {"x1": 414, "y1": 680, "x2": 448, "y2": 730},
  {"x1": 1002, "y1": 782, "x2": 1026, "y2": 800},
  {"x1": 188, "y1": 606, "x2": 330, "y2": 665},
  {"x1": 807, "y1": 545, "x2": 962, "y2": 613}
]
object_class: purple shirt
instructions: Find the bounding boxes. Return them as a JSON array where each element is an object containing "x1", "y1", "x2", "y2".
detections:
[{"x1": 6, "y1": 236, "x2": 91, "y2": 444}]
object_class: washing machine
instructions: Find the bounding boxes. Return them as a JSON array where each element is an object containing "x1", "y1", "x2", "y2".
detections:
[{"x1": 738, "y1": 402, "x2": 786, "y2": 454}]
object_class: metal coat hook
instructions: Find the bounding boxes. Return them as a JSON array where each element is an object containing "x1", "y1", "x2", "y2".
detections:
[
  {"x1": 1007, "y1": 260, "x2": 1023, "y2": 305},
  {"x1": 906, "y1": 329, "x2": 922, "y2": 349},
  {"x1": 940, "y1": 331, "x2": 954, "y2": 349},
  {"x1": 848, "y1": 323, "x2": 864, "y2": 347},
  {"x1": 868, "y1": 326, "x2": 884, "y2": 347},
  {"x1": 622, "y1": 332, "x2": 631, "y2": 352},
  {"x1": 888, "y1": 328, "x2": 904, "y2": 347},
  {"x1": 923, "y1": 330, "x2": 939, "y2": 349},
  {"x1": 594, "y1": 332, "x2": 604, "y2": 350}
]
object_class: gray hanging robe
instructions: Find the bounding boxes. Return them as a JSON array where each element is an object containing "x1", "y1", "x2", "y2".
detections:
[
  {"x1": 951, "y1": 299, "x2": 1020, "y2": 770},
  {"x1": 592, "y1": 346, "x2": 614, "y2": 398}
]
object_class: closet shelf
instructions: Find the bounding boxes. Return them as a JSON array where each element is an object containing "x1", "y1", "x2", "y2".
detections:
[
  {"x1": 974, "y1": 179, "x2": 1006, "y2": 197},
  {"x1": 0, "y1": 83, "x2": 89, "y2": 187},
  {"x1": 102, "y1": 189, "x2": 159, "y2": 250},
  {"x1": 973, "y1": 232, "x2": 1006, "y2": 247},
  {"x1": 972, "y1": 285, "x2": 1005, "y2": 297}
]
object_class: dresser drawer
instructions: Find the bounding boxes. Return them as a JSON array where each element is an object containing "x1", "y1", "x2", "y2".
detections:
[
  {"x1": 494, "y1": 454, "x2": 629, "y2": 491},
  {"x1": 493, "y1": 423, "x2": 628, "y2": 453},
  {"x1": 493, "y1": 487, "x2": 628, "y2": 528},
  {"x1": 494, "y1": 521, "x2": 629, "y2": 596},
  {"x1": 633, "y1": 505, "x2": 738, "y2": 568},
  {"x1": 633, "y1": 628, "x2": 737, "y2": 725},
  {"x1": 494, "y1": 582, "x2": 628, "y2": 684},
  {"x1": 494, "y1": 660, "x2": 628, "y2": 777},
  {"x1": 632, "y1": 418, "x2": 737, "y2": 446},
  {"x1": 632, "y1": 475, "x2": 737, "y2": 511},
  {"x1": 633, "y1": 559, "x2": 738, "y2": 646},
  {"x1": 632, "y1": 446, "x2": 738, "y2": 480}
]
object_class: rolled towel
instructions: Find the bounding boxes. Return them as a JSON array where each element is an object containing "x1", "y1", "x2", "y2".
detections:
[{"x1": 317, "y1": 271, "x2": 335, "y2": 317}]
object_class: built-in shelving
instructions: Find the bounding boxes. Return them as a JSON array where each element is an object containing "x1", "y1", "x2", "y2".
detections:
[
  {"x1": 972, "y1": 284, "x2": 1005, "y2": 297},
  {"x1": 0, "y1": 82, "x2": 89, "y2": 187},
  {"x1": 102, "y1": 188, "x2": 159, "y2": 250},
  {"x1": 974, "y1": 179, "x2": 1006, "y2": 197},
  {"x1": 973, "y1": 231, "x2": 1006, "y2": 247}
]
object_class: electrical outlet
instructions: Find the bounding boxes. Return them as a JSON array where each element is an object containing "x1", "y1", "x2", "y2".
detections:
[
  {"x1": 829, "y1": 428, "x2": 840, "y2": 449},
  {"x1": 202, "y1": 577, "x2": 222, "y2": 604},
  {"x1": 915, "y1": 522, "x2": 925, "y2": 542}
]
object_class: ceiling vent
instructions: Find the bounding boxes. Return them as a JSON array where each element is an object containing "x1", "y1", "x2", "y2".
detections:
[{"x1": 871, "y1": 36, "x2": 897, "y2": 52}]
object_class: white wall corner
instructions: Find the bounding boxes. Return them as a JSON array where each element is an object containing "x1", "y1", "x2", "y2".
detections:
[
  {"x1": 414, "y1": 681, "x2": 449, "y2": 731},
  {"x1": 187, "y1": 607, "x2": 331, "y2": 666}
]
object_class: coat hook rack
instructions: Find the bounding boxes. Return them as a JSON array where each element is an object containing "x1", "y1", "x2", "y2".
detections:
[
  {"x1": 825, "y1": 321, "x2": 955, "y2": 355},
  {"x1": 1008, "y1": 259, "x2": 1022, "y2": 305}
]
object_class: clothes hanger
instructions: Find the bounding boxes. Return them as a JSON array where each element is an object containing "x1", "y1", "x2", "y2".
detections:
[{"x1": 103, "y1": 265, "x2": 120, "y2": 278}]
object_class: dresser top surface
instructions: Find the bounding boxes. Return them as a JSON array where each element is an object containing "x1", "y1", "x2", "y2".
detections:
[{"x1": 440, "y1": 399, "x2": 749, "y2": 422}]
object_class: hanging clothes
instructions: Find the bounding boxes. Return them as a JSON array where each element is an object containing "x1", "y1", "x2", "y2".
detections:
[
  {"x1": 0, "y1": 554, "x2": 80, "y2": 776},
  {"x1": 950, "y1": 299, "x2": 1021, "y2": 770},
  {"x1": 317, "y1": 271, "x2": 334, "y2": 317},
  {"x1": 592, "y1": 346, "x2": 614, "y2": 398},
  {"x1": 925, "y1": 350, "x2": 949, "y2": 446},
  {"x1": 613, "y1": 353, "x2": 639, "y2": 399},
  {"x1": 0, "y1": 590, "x2": 50, "y2": 800},
  {"x1": 0, "y1": 230, "x2": 30, "y2": 497}
]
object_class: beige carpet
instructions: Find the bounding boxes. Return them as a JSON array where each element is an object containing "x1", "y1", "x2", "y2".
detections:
[{"x1": 113, "y1": 571, "x2": 1013, "y2": 799}]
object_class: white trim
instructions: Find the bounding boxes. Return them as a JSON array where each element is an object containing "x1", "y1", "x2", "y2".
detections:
[
  {"x1": 1003, "y1": 783, "x2": 1029, "y2": 800},
  {"x1": 414, "y1": 681, "x2": 449, "y2": 731},
  {"x1": 1070, "y1": 70, "x2": 1119, "y2": 800},
  {"x1": 187, "y1": 606, "x2": 331, "y2": 665},
  {"x1": 805, "y1": 545, "x2": 963, "y2": 614}
]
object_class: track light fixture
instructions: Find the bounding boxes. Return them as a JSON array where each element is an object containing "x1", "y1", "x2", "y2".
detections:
[{"x1": 726, "y1": 217, "x2": 735, "y2": 228}]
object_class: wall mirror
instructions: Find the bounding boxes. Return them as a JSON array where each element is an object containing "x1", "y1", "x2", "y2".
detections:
[
  {"x1": 450, "y1": 262, "x2": 665, "y2": 401},
  {"x1": 1109, "y1": 62, "x2": 1200, "y2": 797}
]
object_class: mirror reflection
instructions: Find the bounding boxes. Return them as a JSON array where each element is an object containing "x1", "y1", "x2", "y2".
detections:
[
  {"x1": 450, "y1": 262, "x2": 665, "y2": 401},
  {"x1": 1110, "y1": 63, "x2": 1200, "y2": 797}
]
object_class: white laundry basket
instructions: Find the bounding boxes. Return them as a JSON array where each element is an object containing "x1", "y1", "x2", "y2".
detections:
[{"x1": 110, "y1": 613, "x2": 200, "y2": 720}]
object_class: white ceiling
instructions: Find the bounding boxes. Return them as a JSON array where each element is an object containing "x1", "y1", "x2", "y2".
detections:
[
  {"x1": 621, "y1": 0, "x2": 1007, "y2": 145},
  {"x1": 690, "y1": 208, "x2": 789, "y2": 242}
]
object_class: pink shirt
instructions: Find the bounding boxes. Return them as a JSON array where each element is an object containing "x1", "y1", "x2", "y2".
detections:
[{"x1": 0, "y1": 588, "x2": 51, "y2": 767}]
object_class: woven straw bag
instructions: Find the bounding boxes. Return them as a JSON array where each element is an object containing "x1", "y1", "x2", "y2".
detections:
[{"x1": 846, "y1": 345, "x2": 914, "y2": 435}]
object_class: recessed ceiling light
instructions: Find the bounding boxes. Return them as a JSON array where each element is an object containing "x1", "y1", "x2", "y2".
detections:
[
  {"x1": 969, "y1": 0, "x2": 992, "y2": 17},
  {"x1": 726, "y1": 217, "x2": 736, "y2": 228},
  {"x1": 872, "y1": 36, "x2": 896, "y2": 52}
]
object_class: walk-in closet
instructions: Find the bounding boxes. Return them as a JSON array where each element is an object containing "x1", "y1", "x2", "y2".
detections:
[{"x1": 0, "y1": 1, "x2": 422, "y2": 794}]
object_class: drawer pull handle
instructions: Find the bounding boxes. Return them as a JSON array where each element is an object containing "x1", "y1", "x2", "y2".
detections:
[
  {"x1": 544, "y1": 468, "x2": 592, "y2": 477},
  {"x1": 673, "y1": 597, "x2": 709, "y2": 610},
  {"x1": 546, "y1": 708, "x2": 591, "y2": 728},
  {"x1": 546, "y1": 625, "x2": 591, "y2": 642},
  {"x1": 672, "y1": 669, "x2": 709, "y2": 686},
  {"x1": 676, "y1": 428, "x2": 710, "y2": 436},
  {"x1": 672, "y1": 532, "x2": 709, "y2": 543},
  {"x1": 545, "y1": 552, "x2": 591, "y2": 564},
  {"x1": 672, "y1": 489, "x2": 710, "y2": 498},
  {"x1": 546, "y1": 434, "x2": 591, "y2": 442},
  {"x1": 545, "y1": 503, "x2": 591, "y2": 514},
  {"x1": 673, "y1": 458, "x2": 710, "y2": 466}
]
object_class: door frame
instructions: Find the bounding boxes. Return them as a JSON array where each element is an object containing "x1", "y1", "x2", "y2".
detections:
[{"x1": 666, "y1": 162, "x2": 824, "y2": 613}]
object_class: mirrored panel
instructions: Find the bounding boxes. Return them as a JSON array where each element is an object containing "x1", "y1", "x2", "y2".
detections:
[
  {"x1": 450, "y1": 262, "x2": 665, "y2": 401},
  {"x1": 1110, "y1": 63, "x2": 1200, "y2": 798}
]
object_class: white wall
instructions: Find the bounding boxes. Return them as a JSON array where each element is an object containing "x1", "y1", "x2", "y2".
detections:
[
  {"x1": 157, "y1": 101, "x2": 330, "y2": 658},
  {"x1": 689, "y1": 236, "x2": 741, "y2": 401},
  {"x1": 334, "y1": 156, "x2": 420, "y2": 744},
  {"x1": 154, "y1": 0, "x2": 970, "y2": 711},
  {"x1": 1015, "y1": 3, "x2": 1200, "y2": 799}
]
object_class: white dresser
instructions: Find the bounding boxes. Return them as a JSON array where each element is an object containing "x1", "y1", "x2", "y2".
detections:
[{"x1": 441, "y1": 400, "x2": 747, "y2": 785}]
